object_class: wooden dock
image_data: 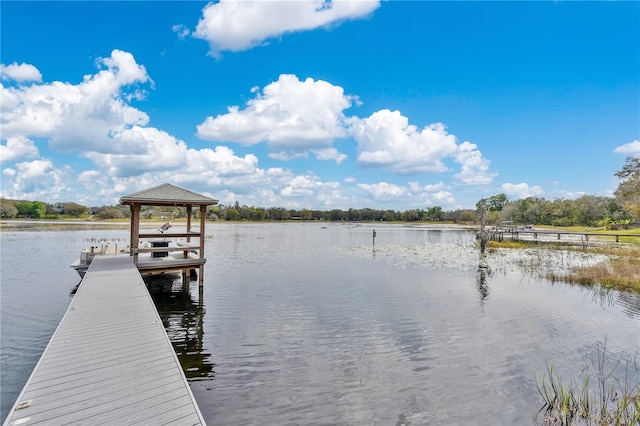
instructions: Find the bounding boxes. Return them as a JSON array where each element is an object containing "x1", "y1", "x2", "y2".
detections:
[
  {"x1": 3, "y1": 256, "x2": 205, "y2": 426},
  {"x1": 489, "y1": 229, "x2": 640, "y2": 245}
]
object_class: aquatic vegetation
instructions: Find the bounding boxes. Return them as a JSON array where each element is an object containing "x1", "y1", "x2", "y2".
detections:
[
  {"x1": 535, "y1": 340, "x2": 640, "y2": 425},
  {"x1": 490, "y1": 240, "x2": 640, "y2": 294}
]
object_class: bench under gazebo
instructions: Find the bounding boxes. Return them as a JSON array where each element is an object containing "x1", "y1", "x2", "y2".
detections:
[{"x1": 119, "y1": 183, "x2": 218, "y2": 286}]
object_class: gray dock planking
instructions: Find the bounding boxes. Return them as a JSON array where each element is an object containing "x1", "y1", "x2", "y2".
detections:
[{"x1": 4, "y1": 255, "x2": 205, "y2": 426}]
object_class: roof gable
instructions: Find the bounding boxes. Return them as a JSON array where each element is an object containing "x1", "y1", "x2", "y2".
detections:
[{"x1": 119, "y1": 183, "x2": 218, "y2": 206}]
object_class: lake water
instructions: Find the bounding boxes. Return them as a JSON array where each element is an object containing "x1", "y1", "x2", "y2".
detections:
[{"x1": 1, "y1": 222, "x2": 639, "y2": 424}]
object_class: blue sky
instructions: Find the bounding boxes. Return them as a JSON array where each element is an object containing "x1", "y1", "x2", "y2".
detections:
[{"x1": 1, "y1": 1, "x2": 638, "y2": 210}]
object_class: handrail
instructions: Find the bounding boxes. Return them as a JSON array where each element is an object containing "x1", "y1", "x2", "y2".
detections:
[
  {"x1": 137, "y1": 245, "x2": 200, "y2": 253},
  {"x1": 138, "y1": 231, "x2": 201, "y2": 238}
]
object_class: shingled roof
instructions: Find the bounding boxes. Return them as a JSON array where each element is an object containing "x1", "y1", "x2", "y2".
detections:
[{"x1": 119, "y1": 183, "x2": 218, "y2": 206}]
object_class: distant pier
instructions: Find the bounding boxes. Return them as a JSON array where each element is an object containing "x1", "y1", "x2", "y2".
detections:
[
  {"x1": 488, "y1": 227, "x2": 639, "y2": 245},
  {"x1": 3, "y1": 256, "x2": 205, "y2": 426}
]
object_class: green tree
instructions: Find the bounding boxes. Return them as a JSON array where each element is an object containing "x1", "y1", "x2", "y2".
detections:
[
  {"x1": 32, "y1": 201, "x2": 46, "y2": 218},
  {"x1": 514, "y1": 197, "x2": 551, "y2": 225},
  {"x1": 574, "y1": 195, "x2": 610, "y2": 226},
  {"x1": 614, "y1": 156, "x2": 640, "y2": 221},
  {"x1": 402, "y1": 209, "x2": 420, "y2": 221},
  {"x1": 61, "y1": 202, "x2": 89, "y2": 217},
  {"x1": 15, "y1": 201, "x2": 34, "y2": 217},
  {"x1": 476, "y1": 194, "x2": 507, "y2": 227},
  {"x1": 329, "y1": 209, "x2": 346, "y2": 221},
  {"x1": 425, "y1": 206, "x2": 443, "y2": 221},
  {"x1": 487, "y1": 193, "x2": 508, "y2": 212},
  {"x1": 98, "y1": 207, "x2": 125, "y2": 219},
  {"x1": 382, "y1": 210, "x2": 396, "y2": 221},
  {"x1": 226, "y1": 208, "x2": 240, "y2": 221}
]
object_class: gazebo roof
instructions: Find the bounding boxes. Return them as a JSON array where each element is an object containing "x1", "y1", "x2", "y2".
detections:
[{"x1": 119, "y1": 183, "x2": 218, "y2": 206}]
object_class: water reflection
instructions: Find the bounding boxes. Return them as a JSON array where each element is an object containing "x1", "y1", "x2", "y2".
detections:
[
  {"x1": 149, "y1": 280, "x2": 215, "y2": 380},
  {"x1": 618, "y1": 291, "x2": 640, "y2": 320},
  {"x1": 3, "y1": 224, "x2": 639, "y2": 425},
  {"x1": 475, "y1": 268, "x2": 490, "y2": 312}
]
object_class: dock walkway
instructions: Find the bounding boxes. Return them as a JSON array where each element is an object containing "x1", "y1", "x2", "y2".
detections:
[{"x1": 3, "y1": 256, "x2": 205, "y2": 426}]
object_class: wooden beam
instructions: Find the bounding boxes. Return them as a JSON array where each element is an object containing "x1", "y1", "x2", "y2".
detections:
[{"x1": 136, "y1": 258, "x2": 206, "y2": 272}]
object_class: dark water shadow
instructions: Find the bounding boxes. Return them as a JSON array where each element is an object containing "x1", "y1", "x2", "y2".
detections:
[
  {"x1": 148, "y1": 278, "x2": 215, "y2": 380},
  {"x1": 476, "y1": 268, "x2": 491, "y2": 313}
]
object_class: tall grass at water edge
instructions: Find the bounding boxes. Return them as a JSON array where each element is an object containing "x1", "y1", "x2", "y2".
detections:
[
  {"x1": 535, "y1": 340, "x2": 640, "y2": 426},
  {"x1": 487, "y1": 240, "x2": 640, "y2": 294}
]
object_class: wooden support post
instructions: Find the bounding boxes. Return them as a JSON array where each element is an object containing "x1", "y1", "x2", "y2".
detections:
[
  {"x1": 186, "y1": 205, "x2": 192, "y2": 235},
  {"x1": 199, "y1": 205, "x2": 206, "y2": 287},
  {"x1": 130, "y1": 203, "x2": 141, "y2": 263},
  {"x1": 182, "y1": 270, "x2": 189, "y2": 291},
  {"x1": 185, "y1": 205, "x2": 192, "y2": 259}
]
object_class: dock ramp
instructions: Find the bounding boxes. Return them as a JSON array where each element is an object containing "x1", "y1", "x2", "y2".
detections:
[{"x1": 3, "y1": 255, "x2": 205, "y2": 426}]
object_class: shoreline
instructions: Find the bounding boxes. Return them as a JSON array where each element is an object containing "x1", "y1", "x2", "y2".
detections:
[{"x1": 2, "y1": 219, "x2": 638, "y2": 293}]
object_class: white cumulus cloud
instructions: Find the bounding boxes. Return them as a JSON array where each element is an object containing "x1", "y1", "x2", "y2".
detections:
[
  {"x1": 408, "y1": 181, "x2": 446, "y2": 193},
  {"x1": 84, "y1": 126, "x2": 189, "y2": 177},
  {"x1": 197, "y1": 74, "x2": 354, "y2": 158},
  {"x1": 351, "y1": 109, "x2": 495, "y2": 184},
  {"x1": 432, "y1": 190, "x2": 455, "y2": 205},
  {"x1": 500, "y1": 182, "x2": 544, "y2": 199},
  {"x1": 453, "y1": 141, "x2": 497, "y2": 185},
  {"x1": 614, "y1": 140, "x2": 640, "y2": 155},
  {"x1": 358, "y1": 181, "x2": 408, "y2": 199},
  {"x1": 0, "y1": 135, "x2": 39, "y2": 164},
  {"x1": 352, "y1": 110, "x2": 458, "y2": 173},
  {"x1": 2, "y1": 159, "x2": 67, "y2": 200},
  {"x1": 407, "y1": 181, "x2": 455, "y2": 206},
  {"x1": 0, "y1": 62, "x2": 43, "y2": 82},
  {"x1": 281, "y1": 175, "x2": 321, "y2": 197},
  {"x1": 192, "y1": 0, "x2": 380, "y2": 56},
  {"x1": 1, "y1": 49, "x2": 152, "y2": 153},
  {"x1": 311, "y1": 147, "x2": 347, "y2": 164}
]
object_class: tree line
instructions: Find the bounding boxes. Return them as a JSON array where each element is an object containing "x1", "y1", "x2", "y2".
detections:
[
  {"x1": 0, "y1": 194, "x2": 636, "y2": 228},
  {"x1": 2, "y1": 156, "x2": 638, "y2": 227}
]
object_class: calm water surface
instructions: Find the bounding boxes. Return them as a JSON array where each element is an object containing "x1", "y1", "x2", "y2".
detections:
[{"x1": 1, "y1": 223, "x2": 639, "y2": 424}]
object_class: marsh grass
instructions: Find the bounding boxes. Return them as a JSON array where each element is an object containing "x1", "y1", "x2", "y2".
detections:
[
  {"x1": 554, "y1": 256, "x2": 640, "y2": 293},
  {"x1": 489, "y1": 241, "x2": 640, "y2": 294},
  {"x1": 535, "y1": 340, "x2": 640, "y2": 425},
  {"x1": 548, "y1": 247, "x2": 640, "y2": 293}
]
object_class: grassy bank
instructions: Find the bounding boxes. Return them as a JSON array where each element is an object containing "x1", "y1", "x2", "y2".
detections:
[{"x1": 488, "y1": 240, "x2": 640, "y2": 294}]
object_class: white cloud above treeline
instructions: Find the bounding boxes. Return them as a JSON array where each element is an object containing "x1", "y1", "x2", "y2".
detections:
[
  {"x1": 197, "y1": 75, "x2": 497, "y2": 185},
  {"x1": 197, "y1": 74, "x2": 355, "y2": 163},
  {"x1": 614, "y1": 140, "x2": 640, "y2": 155},
  {"x1": 0, "y1": 49, "x2": 494, "y2": 209},
  {"x1": 500, "y1": 182, "x2": 544, "y2": 199},
  {"x1": 191, "y1": 0, "x2": 380, "y2": 57},
  {"x1": 351, "y1": 110, "x2": 496, "y2": 184}
]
